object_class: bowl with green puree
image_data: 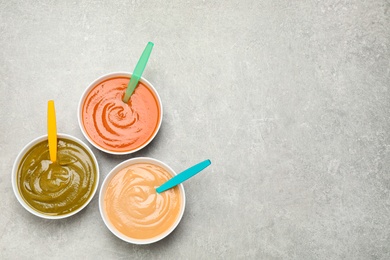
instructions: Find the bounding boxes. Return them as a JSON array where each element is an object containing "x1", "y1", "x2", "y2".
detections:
[{"x1": 12, "y1": 134, "x2": 99, "y2": 219}]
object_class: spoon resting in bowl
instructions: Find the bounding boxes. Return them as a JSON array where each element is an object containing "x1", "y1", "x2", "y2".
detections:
[{"x1": 156, "y1": 159, "x2": 211, "y2": 193}]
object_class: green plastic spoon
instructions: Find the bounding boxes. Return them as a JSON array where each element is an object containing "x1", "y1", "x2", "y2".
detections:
[
  {"x1": 123, "y1": 42, "x2": 154, "y2": 103},
  {"x1": 156, "y1": 160, "x2": 211, "y2": 193}
]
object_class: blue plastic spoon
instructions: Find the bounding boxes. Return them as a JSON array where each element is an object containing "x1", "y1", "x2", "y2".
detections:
[{"x1": 156, "y1": 159, "x2": 211, "y2": 193}]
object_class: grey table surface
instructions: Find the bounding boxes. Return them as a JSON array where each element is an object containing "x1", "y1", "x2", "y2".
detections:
[{"x1": 1, "y1": 0, "x2": 390, "y2": 259}]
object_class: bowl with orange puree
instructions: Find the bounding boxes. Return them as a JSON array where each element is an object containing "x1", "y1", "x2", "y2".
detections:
[
  {"x1": 12, "y1": 134, "x2": 99, "y2": 219},
  {"x1": 78, "y1": 72, "x2": 162, "y2": 154},
  {"x1": 99, "y1": 157, "x2": 185, "y2": 244}
]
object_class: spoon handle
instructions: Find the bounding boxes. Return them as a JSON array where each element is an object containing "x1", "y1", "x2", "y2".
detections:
[
  {"x1": 123, "y1": 42, "x2": 154, "y2": 103},
  {"x1": 47, "y1": 100, "x2": 57, "y2": 163},
  {"x1": 156, "y1": 159, "x2": 211, "y2": 193}
]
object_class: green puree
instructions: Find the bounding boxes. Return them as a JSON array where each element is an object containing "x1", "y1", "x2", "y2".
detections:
[{"x1": 17, "y1": 138, "x2": 97, "y2": 216}]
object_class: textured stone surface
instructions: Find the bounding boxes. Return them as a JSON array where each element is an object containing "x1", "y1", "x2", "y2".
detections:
[{"x1": 1, "y1": 0, "x2": 390, "y2": 259}]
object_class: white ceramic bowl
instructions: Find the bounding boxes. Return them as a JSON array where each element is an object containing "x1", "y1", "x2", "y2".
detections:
[
  {"x1": 99, "y1": 157, "x2": 186, "y2": 244},
  {"x1": 78, "y1": 72, "x2": 163, "y2": 155},
  {"x1": 12, "y1": 134, "x2": 99, "y2": 219}
]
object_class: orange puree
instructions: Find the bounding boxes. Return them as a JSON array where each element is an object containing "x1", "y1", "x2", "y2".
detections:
[
  {"x1": 82, "y1": 77, "x2": 160, "y2": 152},
  {"x1": 104, "y1": 163, "x2": 182, "y2": 240}
]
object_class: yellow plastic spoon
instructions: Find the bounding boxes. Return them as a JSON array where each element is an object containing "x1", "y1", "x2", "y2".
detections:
[{"x1": 47, "y1": 100, "x2": 57, "y2": 163}]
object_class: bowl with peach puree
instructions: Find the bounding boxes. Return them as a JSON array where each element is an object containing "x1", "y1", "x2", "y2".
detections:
[{"x1": 99, "y1": 157, "x2": 185, "y2": 244}]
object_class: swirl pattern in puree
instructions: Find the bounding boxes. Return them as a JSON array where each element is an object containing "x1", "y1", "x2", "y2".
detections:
[
  {"x1": 17, "y1": 138, "x2": 97, "y2": 216},
  {"x1": 104, "y1": 163, "x2": 182, "y2": 240},
  {"x1": 82, "y1": 77, "x2": 160, "y2": 152}
]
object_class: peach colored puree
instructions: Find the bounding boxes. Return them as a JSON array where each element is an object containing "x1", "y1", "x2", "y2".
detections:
[
  {"x1": 82, "y1": 77, "x2": 160, "y2": 152},
  {"x1": 104, "y1": 163, "x2": 182, "y2": 240}
]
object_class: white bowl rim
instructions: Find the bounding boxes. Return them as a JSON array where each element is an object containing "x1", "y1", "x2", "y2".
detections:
[
  {"x1": 11, "y1": 133, "x2": 100, "y2": 220},
  {"x1": 99, "y1": 157, "x2": 186, "y2": 245},
  {"x1": 77, "y1": 71, "x2": 163, "y2": 155}
]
